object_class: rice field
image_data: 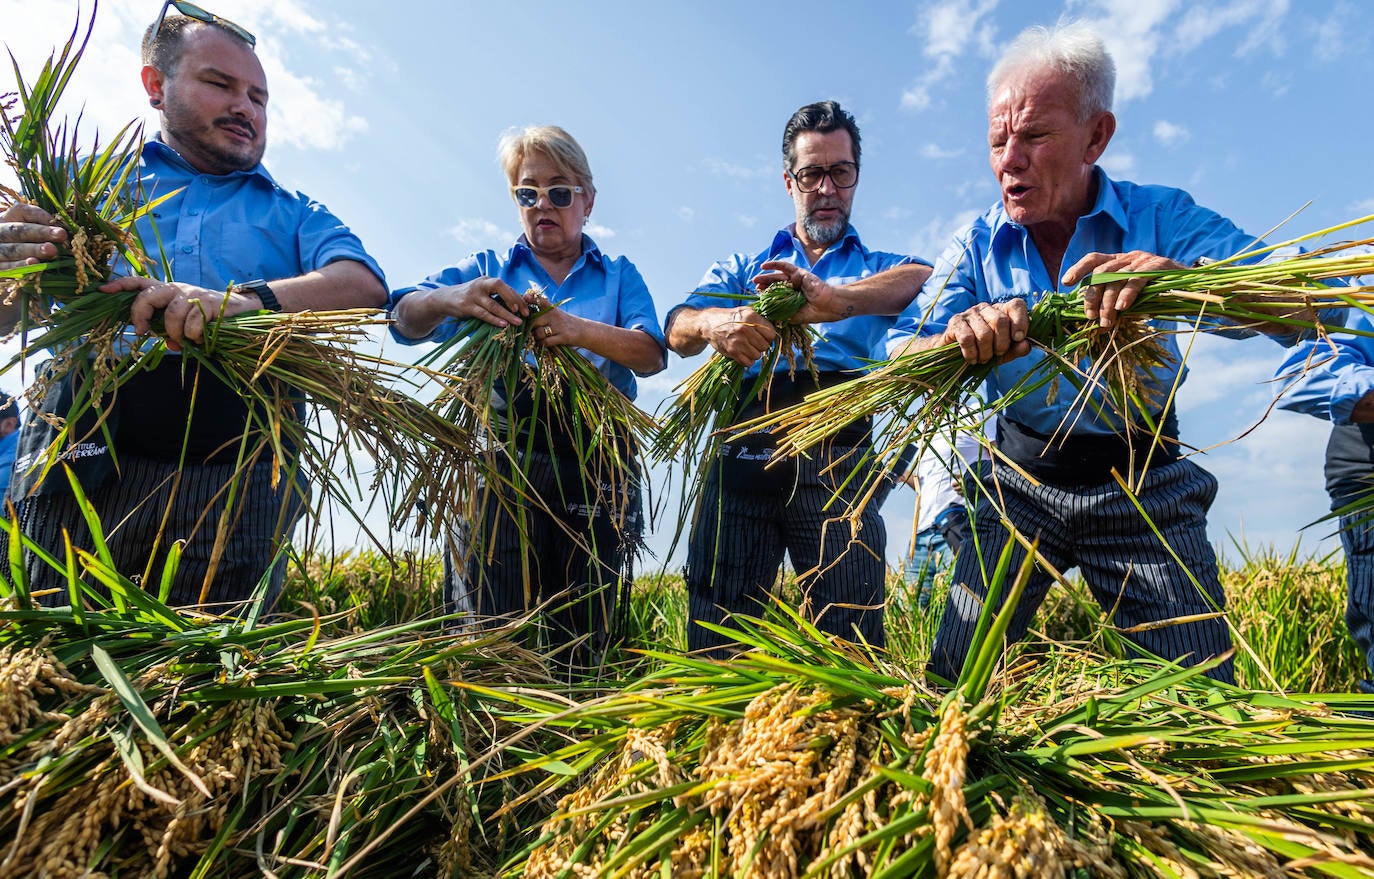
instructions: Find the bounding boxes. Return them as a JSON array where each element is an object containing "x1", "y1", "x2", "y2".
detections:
[
  {"x1": 5, "y1": 12, "x2": 1374, "y2": 875},
  {"x1": 5, "y1": 543, "x2": 1368, "y2": 878}
]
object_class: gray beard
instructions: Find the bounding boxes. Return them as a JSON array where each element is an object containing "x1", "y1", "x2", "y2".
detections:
[{"x1": 801, "y1": 211, "x2": 848, "y2": 248}]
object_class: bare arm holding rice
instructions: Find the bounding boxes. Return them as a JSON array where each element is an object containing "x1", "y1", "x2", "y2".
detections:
[
  {"x1": 752, "y1": 260, "x2": 933, "y2": 323},
  {"x1": 664, "y1": 303, "x2": 778, "y2": 365}
]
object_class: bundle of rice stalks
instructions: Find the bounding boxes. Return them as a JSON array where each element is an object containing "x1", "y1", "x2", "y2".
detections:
[
  {"x1": 655, "y1": 281, "x2": 815, "y2": 462},
  {"x1": 0, "y1": 12, "x2": 169, "y2": 383},
  {"x1": 1, "y1": 10, "x2": 490, "y2": 538},
  {"x1": 415, "y1": 284, "x2": 657, "y2": 536},
  {"x1": 499, "y1": 592, "x2": 1374, "y2": 878},
  {"x1": 732, "y1": 224, "x2": 1374, "y2": 469},
  {"x1": 652, "y1": 282, "x2": 818, "y2": 543},
  {"x1": 0, "y1": 514, "x2": 560, "y2": 879},
  {"x1": 189, "y1": 308, "x2": 486, "y2": 533}
]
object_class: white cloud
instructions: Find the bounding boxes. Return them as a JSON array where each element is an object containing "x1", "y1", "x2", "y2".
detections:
[
  {"x1": 678, "y1": 206, "x2": 695, "y2": 221},
  {"x1": 1259, "y1": 69, "x2": 1291, "y2": 99},
  {"x1": 1307, "y1": 0, "x2": 1357, "y2": 60},
  {"x1": 447, "y1": 218, "x2": 512, "y2": 250},
  {"x1": 0, "y1": 0, "x2": 371, "y2": 162},
  {"x1": 955, "y1": 177, "x2": 996, "y2": 201},
  {"x1": 1153, "y1": 119, "x2": 1190, "y2": 147},
  {"x1": 906, "y1": 208, "x2": 981, "y2": 264},
  {"x1": 260, "y1": 56, "x2": 368, "y2": 150},
  {"x1": 900, "y1": 0, "x2": 998, "y2": 112},
  {"x1": 702, "y1": 157, "x2": 772, "y2": 180},
  {"x1": 1074, "y1": 0, "x2": 1286, "y2": 105},
  {"x1": 1171, "y1": 0, "x2": 1289, "y2": 58},
  {"x1": 1071, "y1": 0, "x2": 1290, "y2": 112},
  {"x1": 882, "y1": 206, "x2": 913, "y2": 222},
  {"x1": 920, "y1": 143, "x2": 965, "y2": 160},
  {"x1": 585, "y1": 221, "x2": 616, "y2": 240},
  {"x1": 900, "y1": 81, "x2": 936, "y2": 113},
  {"x1": 1098, "y1": 149, "x2": 1137, "y2": 177},
  {"x1": 1350, "y1": 199, "x2": 1374, "y2": 216},
  {"x1": 1174, "y1": 334, "x2": 1278, "y2": 414},
  {"x1": 1079, "y1": 0, "x2": 1181, "y2": 103},
  {"x1": 736, "y1": 214, "x2": 759, "y2": 229},
  {"x1": 332, "y1": 65, "x2": 366, "y2": 92},
  {"x1": 1203, "y1": 409, "x2": 1335, "y2": 553}
]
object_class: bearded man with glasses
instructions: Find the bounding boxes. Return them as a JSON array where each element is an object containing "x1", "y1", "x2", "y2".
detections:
[
  {"x1": 665, "y1": 100, "x2": 933, "y2": 655},
  {"x1": 0, "y1": 2, "x2": 386, "y2": 609}
]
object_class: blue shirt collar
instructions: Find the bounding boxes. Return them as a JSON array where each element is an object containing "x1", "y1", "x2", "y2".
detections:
[
  {"x1": 512, "y1": 233, "x2": 604, "y2": 266},
  {"x1": 144, "y1": 133, "x2": 281, "y2": 190},
  {"x1": 768, "y1": 223, "x2": 863, "y2": 262},
  {"x1": 989, "y1": 165, "x2": 1127, "y2": 248}
]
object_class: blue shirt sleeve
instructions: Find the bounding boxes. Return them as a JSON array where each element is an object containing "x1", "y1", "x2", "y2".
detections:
[
  {"x1": 663, "y1": 251, "x2": 753, "y2": 339},
  {"x1": 886, "y1": 230, "x2": 983, "y2": 355},
  {"x1": 1276, "y1": 309, "x2": 1374, "y2": 424},
  {"x1": 612, "y1": 258, "x2": 668, "y2": 376},
  {"x1": 388, "y1": 253, "x2": 491, "y2": 346},
  {"x1": 294, "y1": 196, "x2": 387, "y2": 288}
]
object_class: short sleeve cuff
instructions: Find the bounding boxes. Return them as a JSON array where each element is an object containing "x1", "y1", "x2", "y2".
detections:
[{"x1": 1332, "y1": 367, "x2": 1374, "y2": 424}]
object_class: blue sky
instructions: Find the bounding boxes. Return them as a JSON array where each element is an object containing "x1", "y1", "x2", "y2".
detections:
[{"x1": 4, "y1": 0, "x2": 1371, "y2": 572}]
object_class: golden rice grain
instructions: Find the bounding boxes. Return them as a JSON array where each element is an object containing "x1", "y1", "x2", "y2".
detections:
[{"x1": 924, "y1": 697, "x2": 972, "y2": 874}]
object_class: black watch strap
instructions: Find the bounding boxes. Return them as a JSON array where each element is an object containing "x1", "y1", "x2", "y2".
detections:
[{"x1": 238, "y1": 279, "x2": 282, "y2": 312}]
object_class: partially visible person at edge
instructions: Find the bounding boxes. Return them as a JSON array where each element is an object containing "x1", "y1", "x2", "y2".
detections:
[
  {"x1": 0, "y1": 3, "x2": 386, "y2": 609},
  {"x1": 899, "y1": 419, "x2": 994, "y2": 611},
  {"x1": 389, "y1": 125, "x2": 666, "y2": 673},
  {"x1": 887, "y1": 22, "x2": 1322, "y2": 686},
  {"x1": 1274, "y1": 305, "x2": 1374, "y2": 695},
  {"x1": 0, "y1": 396, "x2": 21, "y2": 499},
  {"x1": 665, "y1": 100, "x2": 932, "y2": 655}
]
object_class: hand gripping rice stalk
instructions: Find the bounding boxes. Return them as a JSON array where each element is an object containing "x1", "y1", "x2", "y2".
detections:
[
  {"x1": 655, "y1": 281, "x2": 815, "y2": 462},
  {"x1": 653, "y1": 282, "x2": 818, "y2": 544},
  {"x1": 412, "y1": 283, "x2": 658, "y2": 572},
  {"x1": 0, "y1": 9, "x2": 489, "y2": 551},
  {"x1": 728, "y1": 223, "x2": 1374, "y2": 522},
  {"x1": 0, "y1": 11, "x2": 171, "y2": 408}
]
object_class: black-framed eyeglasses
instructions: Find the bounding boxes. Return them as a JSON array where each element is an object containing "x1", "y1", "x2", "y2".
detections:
[
  {"x1": 510, "y1": 184, "x2": 584, "y2": 209},
  {"x1": 152, "y1": 0, "x2": 257, "y2": 48},
  {"x1": 788, "y1": 161, "x2": 859, "y2": 193}
]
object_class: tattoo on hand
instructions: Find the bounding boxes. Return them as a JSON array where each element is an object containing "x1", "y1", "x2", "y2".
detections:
[{"x1": 841, "y1": 305, "x2": 855, "y2": 319}]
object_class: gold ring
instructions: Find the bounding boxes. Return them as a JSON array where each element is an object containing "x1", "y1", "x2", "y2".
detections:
[{"x1": 544, "y1": 326, "x2": 554, "y2": 338}]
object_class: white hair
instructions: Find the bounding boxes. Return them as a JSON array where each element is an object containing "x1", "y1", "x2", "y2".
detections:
[{"x1": 986, "y1": 21, "x2": 1115, "y2": 119}]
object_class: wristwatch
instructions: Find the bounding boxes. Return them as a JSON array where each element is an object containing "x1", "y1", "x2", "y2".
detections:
[{"x1": 235, "y1": 279, "x2": 282, "y2": 312}]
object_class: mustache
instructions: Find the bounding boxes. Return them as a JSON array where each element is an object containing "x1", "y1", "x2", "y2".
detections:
[{"x1": 215, "y1": 117, "x2": 258, "y2": 139}]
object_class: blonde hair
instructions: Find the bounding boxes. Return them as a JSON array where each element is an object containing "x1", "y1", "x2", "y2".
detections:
[{"x1": 498, "y1": 125, "x2": 595, "y2": 194}]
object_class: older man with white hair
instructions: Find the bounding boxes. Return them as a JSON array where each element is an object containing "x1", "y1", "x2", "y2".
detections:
[{"x1": 888, "y1": 21, "x2": 1306, "y2": 685}]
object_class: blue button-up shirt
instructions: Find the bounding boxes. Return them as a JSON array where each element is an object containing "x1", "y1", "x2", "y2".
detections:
[
  {"x1": 887, "y1": 168, "x2": 1267, "y2": 436},
  {"x1": 671, "y1": 225, "x2": 921, "y2": 380},
  {"x1": 1276, "y1": 304, "x2": 1374, "y2": 424},
  {"x1": 134, "y1": 136, "x2": 385, "y2": 290},
  {"x1": 0, "y1": 425, "x2": 18, "y2": 497},
  {"x1": 389, "y1": 236, "x2": 666, "y2": 401}
]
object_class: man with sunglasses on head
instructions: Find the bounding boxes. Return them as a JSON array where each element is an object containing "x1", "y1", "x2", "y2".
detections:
[
  {"x1": 0, "y1": 2, "x2": 386, "y2": 609},
  {"x1": 664, "y1": 100, "x2": 932, "y2": 655}
]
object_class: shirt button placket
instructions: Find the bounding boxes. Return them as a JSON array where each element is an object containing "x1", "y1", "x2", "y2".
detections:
[{"x1": 177, "y1": 178, "x2": 208, "y2": 285}]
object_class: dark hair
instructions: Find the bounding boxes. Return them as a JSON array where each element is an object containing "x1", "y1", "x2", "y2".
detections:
[
  {"x1": 0, "y1": 396, "x2": 18, "y2": 424},
  {"x1": 142, "y1": 15, "x2": 252, "y2": 76},
  {"x1": 782, "y1": 100, "x2": 861, "y2": 170}
]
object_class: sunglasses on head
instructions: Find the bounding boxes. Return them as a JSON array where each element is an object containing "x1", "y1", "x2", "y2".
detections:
[
  {"x1": 510, "y1": 184, "x2": 584, "y2": 209},
  {"x1": 152, "y1": 0, "x2": 257, "y2": 48}
]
